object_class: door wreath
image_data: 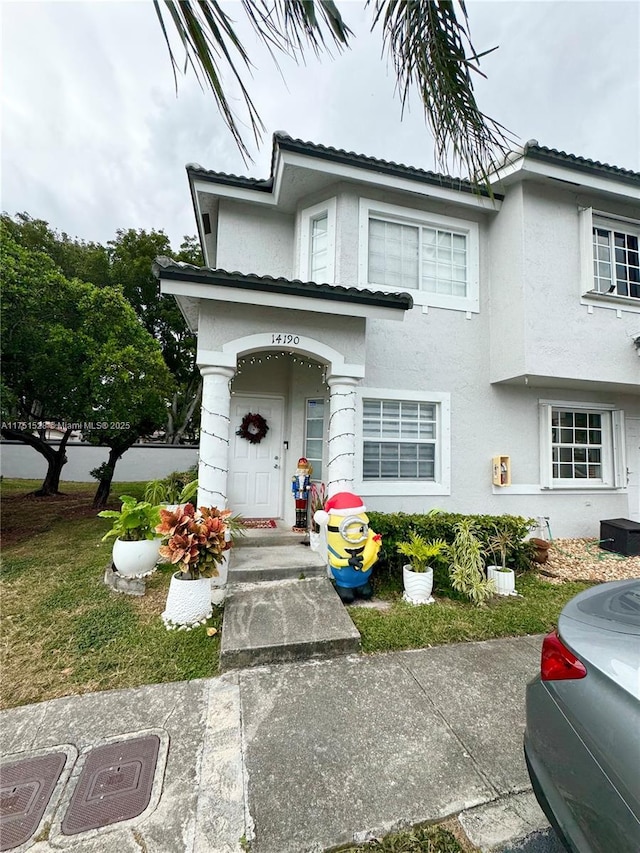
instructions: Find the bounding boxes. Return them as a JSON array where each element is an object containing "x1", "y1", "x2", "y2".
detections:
[{"x1": 236, "y1": 412, "x2": 269, "y2": 444}]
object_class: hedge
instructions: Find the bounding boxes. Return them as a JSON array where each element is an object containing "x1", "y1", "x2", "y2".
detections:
[{"x1": 367, "y1": 510, "x2": 537, "y2": 581}]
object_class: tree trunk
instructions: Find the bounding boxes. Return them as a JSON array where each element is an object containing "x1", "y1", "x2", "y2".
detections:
[
  {"x1": 92, "y1": 439, "x2": 137, "y2": 509},
  {"x1": 165, "y1": 381, "x2": 202, "y2": 445},
  {"x1": 0, "y1": 426, "x2": 72, "y2": 496}
]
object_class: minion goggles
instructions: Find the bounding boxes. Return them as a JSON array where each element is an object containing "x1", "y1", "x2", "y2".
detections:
[{"x1": 326, "y1": 515, "x2": 369, "y2": 544}]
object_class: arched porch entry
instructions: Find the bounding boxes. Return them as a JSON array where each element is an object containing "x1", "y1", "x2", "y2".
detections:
[{"x1": 196, "y1": 333, "x2": 365, "y2": 520}]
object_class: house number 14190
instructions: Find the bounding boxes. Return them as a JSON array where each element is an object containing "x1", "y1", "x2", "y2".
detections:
[{"x1": 271, "y1": 334, "x2": 300, "y2": 345}]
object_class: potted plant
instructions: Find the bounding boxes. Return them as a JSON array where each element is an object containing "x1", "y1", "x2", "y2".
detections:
[
  {"x1": 397, "y1": 531, "x2": 447, "y2": 604},
  {"x1": 156, "y1": 503, "x2": 231, "y2": 628},
  {"x1": 448, "y1": 519, "x2": 495, "y2": 605},
  {"x1": 487, "y1": 526, "x2": 517, "y2": 596},
  {"x1": 98, "y1": 495, "x2": 162, "y2": 578},
  {"x1": 144, "y1": 471, "x2": 198, "y2": 510}
]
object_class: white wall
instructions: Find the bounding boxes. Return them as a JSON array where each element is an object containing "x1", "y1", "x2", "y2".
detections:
[
  {"x1": 0, "y1": 442, "x2": 199, "y2": 482},
  {"x1": 489, "y1": 182, "x2": 640, "y2": 387},
  {"x1": 216, "y1": 200, "x2": 294, "y2": 278},
  {"x1": 199, "y1": 170, "x2": 640, "y2": 538}
]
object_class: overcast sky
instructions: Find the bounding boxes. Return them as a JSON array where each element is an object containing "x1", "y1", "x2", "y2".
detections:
[{"x1": 2, "y1": 0, "x2": 639, "y2": 249}]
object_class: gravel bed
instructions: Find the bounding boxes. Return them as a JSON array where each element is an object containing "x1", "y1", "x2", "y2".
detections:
[{"x1": 538, "y1": 538, "x2": 640, "y2": 584}]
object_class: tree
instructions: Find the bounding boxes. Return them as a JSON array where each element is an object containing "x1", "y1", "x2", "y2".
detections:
[
  {"x1": 4, "y1": 214, "x2": 203, "y2": 445},
  {"x1": 2, "y1": 212, "x2": 111, "y2": 287},
  {"x1": 107, "y1": 228, "x2": 203, "y2": 444},
  {"x1": 154, "y1": 0, "x2": 512, "y2": 182},
  {"x1": 1, "y1": 222, "x2": 174, "y2": 499}
]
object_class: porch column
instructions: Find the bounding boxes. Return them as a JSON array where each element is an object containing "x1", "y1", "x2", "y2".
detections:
[
  {"x1": 326, "y1": 374, "x2": 360, "y2": 497},
  {"x1": 197, "y1": 365, "x2": 235, "y2": 508}
]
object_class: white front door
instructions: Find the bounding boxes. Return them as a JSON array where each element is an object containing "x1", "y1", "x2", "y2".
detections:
[
  {"x1": 228, "y1": 395, "x2": 284, "y2": 517},
  {"x1": 626, "y1": 417, "x2": 640, "y2": 522}
]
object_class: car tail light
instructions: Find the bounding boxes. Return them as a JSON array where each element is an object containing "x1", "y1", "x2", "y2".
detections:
[{"x1": 541, "y1": 630, "x2": 587, "y2": 681}]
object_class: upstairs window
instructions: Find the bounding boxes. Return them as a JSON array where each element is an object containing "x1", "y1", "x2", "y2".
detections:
[
  {"x1": 368, "y1": 219, "x2": 468, "y2": 298},
  {"x1": 309, "y1": 213, "x2": 329, "y2": 281},
  {"x1": 360, "y1": 199, "x2": 479, "y2": 313},
  {"x1": 592, "y1": 224, "x2": 639, "y2": 299},
  {"x1": 298, "y1": 198, "x2": 336, "y2": 283}
]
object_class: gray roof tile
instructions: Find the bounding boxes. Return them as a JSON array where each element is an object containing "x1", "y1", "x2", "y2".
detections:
[{"x1": 153, "y1": 257, "x2": 413, "y2": 311}]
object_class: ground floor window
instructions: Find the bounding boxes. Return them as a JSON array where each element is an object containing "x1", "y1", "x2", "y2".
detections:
[
  {"x1": 305, "y1": 398, "x2": 325, "y2": 481},
  {"x1": 540, "y1": 401, "x2": 624, "y2": 488},
  {"x1": 362, "y1": 399, "x2": 437, "y2": 480}
]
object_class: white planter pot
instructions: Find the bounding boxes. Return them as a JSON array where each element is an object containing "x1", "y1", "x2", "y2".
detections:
[
  {"x1": 162, "y1": 573, "x2": 213, "y2": 628},
  {"x1": 402, "y1": 565, "x2": 435, "y2": 605},
  {"x1": 112, "y1": 537, "x2": 161, "y2": 578},
  {"x1": 487, "y1": 565, "x2": 517, "y2": 596}
]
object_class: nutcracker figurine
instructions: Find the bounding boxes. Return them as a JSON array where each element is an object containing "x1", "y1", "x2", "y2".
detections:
[{"x1": 291, "y1": 457, "x2": 313, "y2": 531}]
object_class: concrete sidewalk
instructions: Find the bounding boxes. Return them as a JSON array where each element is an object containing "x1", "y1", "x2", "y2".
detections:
[{"x1": 0, "y1": 636, "x2": 550, "y2": 853}]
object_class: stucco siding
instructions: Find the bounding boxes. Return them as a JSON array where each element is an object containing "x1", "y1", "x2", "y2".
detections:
[{"x1": 216, "y1": 200, "x2": 294, "y2": 278}]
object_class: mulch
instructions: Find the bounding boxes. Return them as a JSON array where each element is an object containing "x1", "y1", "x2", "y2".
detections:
[{"x1": 538, "y1": 538, "x2": 640, "y2": 584}]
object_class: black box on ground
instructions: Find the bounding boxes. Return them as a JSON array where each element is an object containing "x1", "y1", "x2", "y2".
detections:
[{"x1": 599, "y1": 518, "x2": 640, "y2": 557}]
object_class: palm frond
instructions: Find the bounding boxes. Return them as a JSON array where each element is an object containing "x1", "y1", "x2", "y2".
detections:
[
  {"x1": 368, "y1": 0, "x2": 515, "y2": 186},
  {"x1": 154, "y1": 0, "x2": 352, "y2": 162}
]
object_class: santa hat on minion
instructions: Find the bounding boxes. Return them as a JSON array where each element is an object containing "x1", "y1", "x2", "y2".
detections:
[{"x1": 313, "y1": 491, "x2": 366, "y2": 527}]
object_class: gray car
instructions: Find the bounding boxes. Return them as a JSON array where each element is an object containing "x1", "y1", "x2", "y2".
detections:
[{"x1": 524, "y1": 579, "x2": 640, "y2": 853}]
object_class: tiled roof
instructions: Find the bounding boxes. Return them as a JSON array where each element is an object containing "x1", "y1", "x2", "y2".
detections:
[
  {"x1": 153, "y1": 257, "x2": 413, "y2": 311},
  {"x1": 523, "y1": 141, "x2": 640, "y2": 186},
  {"x1": 272, "y1": 132, "x2": 494, "y2": 197},
  {"x1": 186, "y1": 161, "x2": 273, "y2": 192},
  {"x1": 186, "y1": 132, "x2": 500, "y2": 198}
]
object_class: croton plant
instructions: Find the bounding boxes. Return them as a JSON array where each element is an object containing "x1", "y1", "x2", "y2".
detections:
[{"x1": 156, "y1": 504, "x2": 231, "y2": 579}]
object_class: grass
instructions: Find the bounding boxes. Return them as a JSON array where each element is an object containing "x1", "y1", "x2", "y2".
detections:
[
  {"x1": 333, "y1": 822, "x2": 469, "y2": 852},
  {"x1": 348, "y1": 566, "x2": 592, "y2": 654},
  {"x1": 1, "y1": 479, "x2": 221, "y2": 710},
  {"x1": 1, "y1": 477, "x2": 593, "y2": 712}
]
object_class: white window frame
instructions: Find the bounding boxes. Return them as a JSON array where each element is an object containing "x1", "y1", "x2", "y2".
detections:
[
  {"x1": 539, "y1": 400, "x2": 625, "y2": 490},
  {"x1": 304, "y1": 397, "x2": 326, "y2": 483},
  {"x1": 358, "y1": 198, "x2": 480, "y2": 314},
  {"x1": 578, "y1": 207, "x2": 640, "y2": 314},
  {"x1": 355, "y1": 387, "x2": 451, "y2": 496},
  {"x1": 298, "y1": 198, "x2": 336, "y2": 283}
]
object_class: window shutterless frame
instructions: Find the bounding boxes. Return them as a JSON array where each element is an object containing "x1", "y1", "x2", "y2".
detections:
[
  {"x1": 355, "y1": 387, "x2": 451, "y2": 496},
  {"x1": 358, "y1": 198, "x2": 480, "y2": 313},
  {"x1": 539, "y1": 400, "x2": 625, "y2": 489},
  {"x1": 298, "y1": 198, "x2": 337, "y2": 282}
]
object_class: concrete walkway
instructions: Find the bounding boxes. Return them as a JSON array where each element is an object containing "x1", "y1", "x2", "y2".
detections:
[{"x1": 0, "y1": 635, "x2": 551, "y2": 853}]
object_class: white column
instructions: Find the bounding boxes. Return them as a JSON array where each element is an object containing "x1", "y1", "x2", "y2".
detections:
[
  {"x1": 326, "y1": 374, "x2": 359, "y2": 497},
  {"x1": 198, "y1": 365, "x2": 235, "y2": 509}
]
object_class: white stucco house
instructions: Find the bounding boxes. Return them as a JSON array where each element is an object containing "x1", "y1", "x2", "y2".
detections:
[{"x1": 153, "y1": 133, "x2": 640, "y2": 537}]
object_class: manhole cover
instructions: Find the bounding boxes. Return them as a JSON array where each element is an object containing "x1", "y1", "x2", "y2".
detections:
[
  {"x1": 0, "y1": 752, "x2": 67, "y2": 851},
  {"x1": 61, "y1": 735, "x2": 160, "y2": 836}
]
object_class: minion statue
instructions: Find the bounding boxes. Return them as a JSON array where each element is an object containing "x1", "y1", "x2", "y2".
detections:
[{"x1": 313, "y1": 491, "x2": 382, "y2": 603}]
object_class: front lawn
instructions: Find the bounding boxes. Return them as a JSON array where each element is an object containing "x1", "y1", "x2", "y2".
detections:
[
  {"x1": 1, "y1": 478, "x2": 596, "y2": 711},
  {"x1": 348, "y1": 573, "x2": 591, "y2": 654},
  {"x1": 0, "y1": 480, "x2": 220, "y2": 710}
]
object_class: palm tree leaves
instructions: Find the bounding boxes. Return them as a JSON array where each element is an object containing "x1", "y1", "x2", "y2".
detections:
[
  {"x1": 154, "y1": 0, "x2": 511, "y2": 181},
  {"x1": 154, "y1": 0, "x2": 351, "y2": 160},
  {"x1": 369, "y1": 0, "x2": 513, "y2": 181}
]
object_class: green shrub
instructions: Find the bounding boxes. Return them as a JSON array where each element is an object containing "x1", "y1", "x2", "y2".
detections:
[{"x1": 368, "y1": 510, "x2": 536, "y2": 597}]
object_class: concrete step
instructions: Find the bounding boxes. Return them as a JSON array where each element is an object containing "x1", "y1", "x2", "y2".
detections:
[
  {"x1": 220, "y1": 578, "x2": 361, "y2": 671},
  {"x1": 228, "y1": 544, "x2": 327, "y2": 583}
]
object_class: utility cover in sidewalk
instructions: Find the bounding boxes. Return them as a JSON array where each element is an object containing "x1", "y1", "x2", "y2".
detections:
[
  {"x1": 61, "y1": 735, "x2": 159, "y2": 835},
  {"x1": 0, "y1": 752, "x2": 67, "y2": 851}
]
